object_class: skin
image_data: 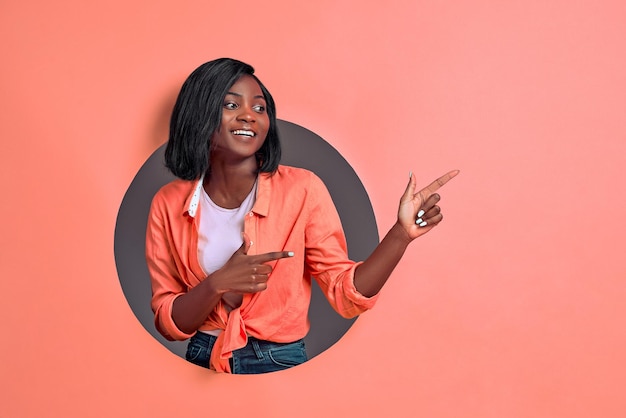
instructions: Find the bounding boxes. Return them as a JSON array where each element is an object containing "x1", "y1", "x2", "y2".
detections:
[{"x1": 171, "y1": 74, "x2": 459, "y2": 334}]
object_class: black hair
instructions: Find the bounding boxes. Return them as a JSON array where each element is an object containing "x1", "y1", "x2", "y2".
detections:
[{"x1": 164, "y1": 58, "x2": 281, "y2": 180}]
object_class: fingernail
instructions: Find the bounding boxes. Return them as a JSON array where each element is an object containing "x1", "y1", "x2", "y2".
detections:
[
  {"x1": 409, "y1": 171, "x2": 412, "y2": 179},
  {"x1": 417, "y1": 210, "x2": 425, "y2": 218},
  {"x1": 415, "y1": 218, "x2": 423, "y2": 224},
  {"x1": 419, "y1": 221, "x2": 428, "y2": 227},
  {"x1": 288, "y1": 252, "x2": 294, "y2": 257}
]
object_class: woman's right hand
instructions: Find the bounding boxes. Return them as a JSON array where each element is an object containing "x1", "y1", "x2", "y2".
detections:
[
  {"x1": 211, "y1": 234, "x2": 294, "y2": 296},
  {"x1": 171, "y1": 235, "x2": 293, "y2": 334}
]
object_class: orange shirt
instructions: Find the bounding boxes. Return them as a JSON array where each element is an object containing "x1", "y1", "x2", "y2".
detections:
[{"x1": 146, "y1": 165, "x2": 379, "y2": 372}]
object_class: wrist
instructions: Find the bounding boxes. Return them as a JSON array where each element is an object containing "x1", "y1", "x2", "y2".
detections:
[
  {"x1": 389, "y1": 222, "x2": 413, "y2": 247},
  {"x1": 201, "y1": 272, "x2": 227, "y2": 297}
]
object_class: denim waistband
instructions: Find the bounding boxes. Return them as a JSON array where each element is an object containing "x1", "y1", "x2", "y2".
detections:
[
  {"x1": 191, "y1": 332, "x2": 303, "y2": 350},
  {"x1": 187, "y1": 332, "x2": 307, "y2": 373}
]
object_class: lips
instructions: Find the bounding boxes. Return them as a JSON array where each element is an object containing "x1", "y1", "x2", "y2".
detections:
[{"x1": 231, "y1": 129, "x2": 256, "y2": 137}]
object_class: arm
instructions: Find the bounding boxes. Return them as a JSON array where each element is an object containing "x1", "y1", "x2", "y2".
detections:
[
  {"x1": 353, "y1": 170, "x2": 459, "y2": 297},
  {"x1": 171, "y1": 238, "x2": 294, "y2": 334}
]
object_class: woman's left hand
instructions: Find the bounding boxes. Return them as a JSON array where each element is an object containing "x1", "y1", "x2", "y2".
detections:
[{"x1": 397, "y1": 170, "x2": 460, "y2": 241}]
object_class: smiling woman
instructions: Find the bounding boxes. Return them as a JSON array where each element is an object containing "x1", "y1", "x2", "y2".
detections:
[
  {"x1": 115, "y1": 120, "x2": 379, "y2": 365},
  {"x1": 140, "y1": 58, "x2": 458, "y2": 374}
]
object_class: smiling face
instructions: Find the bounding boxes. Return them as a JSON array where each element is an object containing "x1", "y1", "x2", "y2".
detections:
[{"x1": 210, "y1": 75, "x2": 270, "y2": 165}]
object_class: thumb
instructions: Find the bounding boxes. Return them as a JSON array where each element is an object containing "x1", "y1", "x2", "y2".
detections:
[
  {"x1": 237, "y1": 232, "x2": 251, "y2": 255},
  {"x1": 401, "y1": 171, "x2": 417, "y2": 202}
]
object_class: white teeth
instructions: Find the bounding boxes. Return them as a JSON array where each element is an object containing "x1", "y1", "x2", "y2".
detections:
[{"x1": 231, "y1": 130, "x2": 255, "y2": 137}]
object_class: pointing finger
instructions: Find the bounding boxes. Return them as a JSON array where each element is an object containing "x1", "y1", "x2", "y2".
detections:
[
  {"x1": 252, "y1": 251, "x2": 295, "y2": 264},
  {"x1": 417, "y1": 170, "x2": 460, "y2": 199}
]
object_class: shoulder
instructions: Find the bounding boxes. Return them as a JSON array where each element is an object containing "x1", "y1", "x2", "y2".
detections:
[
  {"x1": 275, "y1": 164, "x2": 314, "y2": 178},
  {"x1": 151, "y1": 178, "x2": 197, "y2": 210},
  {"x1": 267, "y1": 165, "x2": 325, "y2": 189},
  {"x1": 262, "y1": 165, "x2": 331, "y2": 206}
]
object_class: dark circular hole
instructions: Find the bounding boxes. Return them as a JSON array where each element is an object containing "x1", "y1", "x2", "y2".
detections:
[{"x1": 114, "y1": 120, "x2": 378, "y2": 361}]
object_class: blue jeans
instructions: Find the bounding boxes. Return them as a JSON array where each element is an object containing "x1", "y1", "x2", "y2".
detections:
[{"x1": 185, "y1": 332, "x2": 308, "y2": 374}]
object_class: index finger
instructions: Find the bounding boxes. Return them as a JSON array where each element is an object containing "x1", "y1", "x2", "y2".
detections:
[
  {"x1": 252, "y1": 251, "x2": 295, "y2": 264},
  {"x1": 420, "y1": 170, "x2": 460, "y2": 195}
]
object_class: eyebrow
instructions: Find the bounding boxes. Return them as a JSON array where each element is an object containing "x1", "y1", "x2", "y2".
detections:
[{"x1": 225, "y1": 91, "x2": 266, "y2": 100}]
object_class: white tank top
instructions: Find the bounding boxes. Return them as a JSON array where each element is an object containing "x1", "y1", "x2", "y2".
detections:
[{"x1": 197, "y1": 182, "x2": 257, "y2": 275}]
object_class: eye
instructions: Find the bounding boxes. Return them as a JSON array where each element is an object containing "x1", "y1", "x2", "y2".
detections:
[
  {"x1": 253, "y1": 104, "x2": 266, "y2": 113},
  {"x1": 224, "y1": 102, "x2": 238, "y2": 110}
]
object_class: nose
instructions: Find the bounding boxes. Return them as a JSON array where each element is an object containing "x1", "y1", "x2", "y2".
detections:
[{"x1": 237, "y1": 105, "x2": 255, "y2": 122}]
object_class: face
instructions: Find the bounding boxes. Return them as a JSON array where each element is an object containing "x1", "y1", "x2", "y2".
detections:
[{"x1": 210, "y1": 75, "x2": 270, "y2": 164}]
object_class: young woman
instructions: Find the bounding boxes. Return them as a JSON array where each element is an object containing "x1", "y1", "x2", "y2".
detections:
[{"x1": 146, "y1": 58, "x2": 458, "y2": 374}]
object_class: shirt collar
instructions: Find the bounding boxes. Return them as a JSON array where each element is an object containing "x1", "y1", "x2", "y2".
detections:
[
  {"x1": 253, "y1": 172, "x2": 271, "y2": 217},
  {"x1": 185, "y1": 170, "x2": 274, "y2": 218},
  {"x1": 185, "y1": 174, "x2": 204, "y2": 219}
]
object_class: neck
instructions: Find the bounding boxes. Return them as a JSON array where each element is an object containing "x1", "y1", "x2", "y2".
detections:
[{"x1": 204, "y1": 158, "x2": 258, "y2": 209}]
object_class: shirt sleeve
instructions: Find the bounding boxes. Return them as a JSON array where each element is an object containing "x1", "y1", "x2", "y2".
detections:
[
  {"x1": 145, "y1": 193, "x2": 196, "y2": 341},
  {"x1": 303, "y1": 173, "x2": 379, "y2": 318}
]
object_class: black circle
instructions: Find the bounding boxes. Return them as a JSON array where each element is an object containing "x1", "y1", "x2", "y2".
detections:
[{"x1": 114, "y1": 120, "x2": 379, "y2": 360}]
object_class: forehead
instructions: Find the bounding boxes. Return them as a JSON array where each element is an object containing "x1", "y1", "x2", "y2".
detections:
[{"x1": 227, "y1": 75, "x2": 264, "y2": 97}]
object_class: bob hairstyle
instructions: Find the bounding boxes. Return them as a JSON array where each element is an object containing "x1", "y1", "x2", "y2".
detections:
[{"x1": 165, "y1": 58, "x2": 281, "y2": 180}]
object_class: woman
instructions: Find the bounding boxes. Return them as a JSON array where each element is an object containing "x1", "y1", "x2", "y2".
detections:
[{"x1": 146, "y1": 58, "x2": 458, "y2": 374}]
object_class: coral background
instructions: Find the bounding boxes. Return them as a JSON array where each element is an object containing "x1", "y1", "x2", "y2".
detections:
[{"x1": 1, "y1": 1, "x2": 625, "y2": 417}]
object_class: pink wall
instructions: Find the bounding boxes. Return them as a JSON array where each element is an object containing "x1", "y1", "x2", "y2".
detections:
[{"x1": 1, "y1": 1, "x2": 625, "y2": 416}]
